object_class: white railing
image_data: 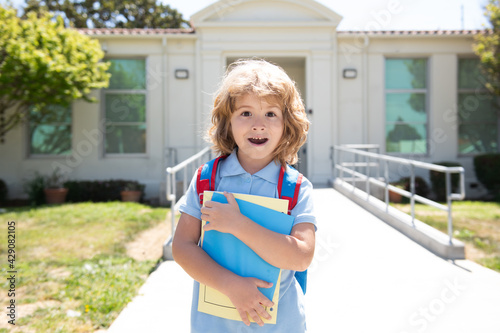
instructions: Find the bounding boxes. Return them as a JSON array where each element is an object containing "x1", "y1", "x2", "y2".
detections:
[
  {"x1": 332, "y1": 145, "x2": 465, "y2": 244},
  {"x1": 163, "y1": 146, "x2": 212, "y2": 259}
]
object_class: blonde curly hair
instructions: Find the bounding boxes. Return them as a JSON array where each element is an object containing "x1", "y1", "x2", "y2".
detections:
[{"x1": 207, "y1": 59, "x2": 310, "y2": 167}]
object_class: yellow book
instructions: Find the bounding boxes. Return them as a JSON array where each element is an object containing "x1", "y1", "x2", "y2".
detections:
[{"x1": 198, "y1": 191, "x2": 294, "y2": 324}]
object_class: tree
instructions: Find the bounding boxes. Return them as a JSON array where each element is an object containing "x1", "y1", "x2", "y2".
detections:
[
  {"x1": 0, "y1": 6, "x2": 110, "y2": 142},
  {"x1": 473, "y1": 0, "x2": 500, "y2": 96},
  {"x1": 22, "y1": 0, "x2": 189, "y2": 29}
]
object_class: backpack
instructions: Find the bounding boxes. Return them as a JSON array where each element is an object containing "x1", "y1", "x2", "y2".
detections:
[{"x1": 196, "y1": 155, "x2": 308, "y2": 294}]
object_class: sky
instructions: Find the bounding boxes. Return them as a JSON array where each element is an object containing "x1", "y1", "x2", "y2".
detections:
[{"x1": 1, "y1": 0, "x2": 491, "y2": 31}]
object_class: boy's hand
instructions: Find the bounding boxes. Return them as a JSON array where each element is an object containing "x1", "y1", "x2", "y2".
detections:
[
  {"x1": 224, "y1": 276, "x2": 274, "y2": 326},
  {"x1": 201, "y1": 192, "x2": 244, "y2": 234}
]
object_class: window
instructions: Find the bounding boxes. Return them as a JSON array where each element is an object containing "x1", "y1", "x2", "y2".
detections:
[
  {"x1": 104, "y1": 59, "x2": 147, "y2": 154},
  {"x1": 29, "y1": 104, "x2": 72, "y2": 155},
  {"x1": 385, "y1": 58, "x2": 428, "y2": 154},
  {"x1": 457, "y1": 58, "x2": 498, "y2": 154}
]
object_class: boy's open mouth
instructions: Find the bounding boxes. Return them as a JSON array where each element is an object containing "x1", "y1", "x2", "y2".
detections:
[{"x1": 248, "y1": 137, "x2": 268, "y2": 145}]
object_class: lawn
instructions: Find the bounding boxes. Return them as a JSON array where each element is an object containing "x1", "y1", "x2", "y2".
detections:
[
  {"x1": 391, "y1": 201, "x2": 500, "y2": 272},
  {"x1": 0, "y1": 202, "x2": 170, "y2": 333}
]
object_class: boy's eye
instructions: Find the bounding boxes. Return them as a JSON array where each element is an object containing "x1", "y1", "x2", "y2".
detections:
[
  {"x1": 241, "y1": 111, "x2": 251, "y2": 117},
  {"x1": 266, "y1": 112, "x2": 276, "y2": 117}
]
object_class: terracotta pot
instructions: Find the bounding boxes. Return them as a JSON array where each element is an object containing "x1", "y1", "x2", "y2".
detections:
[
  {"x1": 44, "y1": 188, "x2": 68, "y2": 204},
  {"x1": 120, "y1": 190, "x2": 142, "y2": 202},
  {"x1": 389, "y1": 189, "x2": 402, "y2": 203}
]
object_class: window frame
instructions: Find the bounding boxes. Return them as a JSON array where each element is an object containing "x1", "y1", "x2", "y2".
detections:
[
  {"x1": 457, "y1": 56, "x2": 500, "y2": 156},
  {"x1": 101, "y1": 57, "x2": 149, "y2": 158},
  {"x1": 384, "y1": 57, "x2": 430, "y2": 156}
]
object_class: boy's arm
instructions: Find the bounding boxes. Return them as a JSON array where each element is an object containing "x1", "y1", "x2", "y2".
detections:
[
  {"x1": 202, "y1": 192, "x2": 316, "y2": 272},
  {"x1": 172, "y1": 212, "x2": 274, "y2": 327}
]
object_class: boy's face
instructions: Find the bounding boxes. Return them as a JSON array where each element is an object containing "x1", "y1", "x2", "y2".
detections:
[{"x1": 230, "y1": 93, "x2": 284, "y2": 173}]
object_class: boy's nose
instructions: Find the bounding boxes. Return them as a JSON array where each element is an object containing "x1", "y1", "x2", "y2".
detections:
[
  {"x1": 252, "y1": 116, "x2": 265, "y2": 131},
  {"x1": 252, "y1": 123, "x2": 265, "y2": 131}
]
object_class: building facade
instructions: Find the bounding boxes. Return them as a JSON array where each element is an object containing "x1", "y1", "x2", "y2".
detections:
[{"x1": 0, "y1": 0, "x2": 496, "y2": 202}]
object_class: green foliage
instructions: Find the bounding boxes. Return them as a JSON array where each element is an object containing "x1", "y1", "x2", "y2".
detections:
[
  {"x1": 429, "y1": 161, "x2": 462, "y2": 202},
  {"x1": 473, "y1": 0, "x2": 500, "y2": 96},
  {"x1": 44, "y1": 167, "x2": 67, "y2": 189},
  {"x1": 392, "y1": 200, "x2": 500, "y2": 272},
  {"x1": 0, "y1": 202, "x2": 168, "y2": 332},
  {"x1": 65, "y1": 256, "x2": 151, "y2": 328},
  {"x1": 473, "y1": 153, "x2": 500, "y2": 200},
  {"x1": 22, "y1": 171, "x2": 46, "y2": 206},
  {"x1": 0, "y1": 179, "x2": 7, "y2": 204},
  {"x1": 403, "y1": 176, "x2": 430, "y2": 202},
  {"x1": 0, "y1": 6, "x2": 110, "y2": 140},
  {"x1": 480, "y1": 256, "x2": 500, "y2": 272},
  {"x1": 23, "y1": 0, "x2": 189, "y2": 29},
  {"x1": 391, "y1": 176, "x2": 430, "y2": 204},
  {"x1": 64, "y1": 179, "x2": 145, "y2": 202}
]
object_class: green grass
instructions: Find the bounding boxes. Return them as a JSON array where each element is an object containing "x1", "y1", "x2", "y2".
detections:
[
  {"x1": 0, "y1": 202, "x2": 169, "y2": 333},
  {"x1": 392, "y1": 201, "x2": 500, "y2": 272}
]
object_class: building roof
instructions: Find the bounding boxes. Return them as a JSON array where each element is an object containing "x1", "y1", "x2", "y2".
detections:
[
  {"x1": 337, "y1": 29, "x2": 482, "y2": 36},
  {"x1": 78, "y1": 28, "x2": 195, "y2": 36},
  {"x1": 78, "y1": 28, "x2": 483, "y2": 37}
]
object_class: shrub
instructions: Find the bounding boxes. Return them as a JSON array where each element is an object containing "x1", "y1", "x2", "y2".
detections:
[
  {"x1": 0, "y1": 179, "x2": 7, "y2": 204},
  {"x1": 474, "y1": 153, "x2": 500, "y2": 201},
  {"x1": 392, "y1": 176, "x2": 430, "y2": 203},
  {"x1": 402, "y1": 176, "x2": 430, "y2": 197},
  {"x1": 64, "y1": 180, "x2": 145, "y2": 203},
  {"x1": 429, "y1": 161, "x2": 462, "y2": 202},
  {"x1": 23, "y1": 172, "x2": 46, "y2": 206}
]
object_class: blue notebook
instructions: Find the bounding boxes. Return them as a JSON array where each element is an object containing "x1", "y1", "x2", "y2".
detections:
[{"x1": 202, "y1": 192, "x2": 295, "y2": 301}]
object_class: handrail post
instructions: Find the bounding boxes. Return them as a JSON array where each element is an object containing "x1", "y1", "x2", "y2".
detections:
[
  {"x1": 170, "y1": 170, "x2": 177, "y2": 241},
  {"x1": 183, "y1": 167, "x2": 188, "y2": 194},
  {"x1": 333, "y1": 144, "x2": 464, "y2": 256},
  {"x1": 339, "y1": 148, "x2": 344, "y2": 181},
  {"x1": 352, "y1": 153, "x2": 357, "y2": 190},
  {"x1": 446, "y1": 171, "x2": 453, "y2": 244},
  {"x1": 384, "y1": 160, "x2": 389, "y2": 212},
  {"x1": 164, "y1": 146, "x2": 212, "y2": 260},
  {"x1": 366, "y1": 154, "x2": 370, "y2": 201},
  {"x1": 410, "y1": 164, "x2": 415, "y2": 226}
]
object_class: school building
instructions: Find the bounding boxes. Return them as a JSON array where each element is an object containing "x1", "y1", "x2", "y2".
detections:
[{"x1": 0, "y1": 0, "x2": 496, "y2": 203}]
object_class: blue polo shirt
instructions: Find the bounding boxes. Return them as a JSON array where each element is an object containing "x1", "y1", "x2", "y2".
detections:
[{"x1": 179, "y1": 151, "x2": 316, "y2": 332}]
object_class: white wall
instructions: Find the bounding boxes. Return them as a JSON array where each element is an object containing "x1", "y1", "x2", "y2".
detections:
[
  {"x1": 0, "y1": 36, "x2": 199, "y2": 202},
  {"x1": 337, "y1": 34, "x2": 488, "y2": 197},
  {"x1": 0, "y1": 17, "x2": 490, "y2": 201}
]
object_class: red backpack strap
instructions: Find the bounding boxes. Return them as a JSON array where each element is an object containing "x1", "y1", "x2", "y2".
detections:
[
  {"x1": 277, "y1": 165, "x2": 303, "y2": 214},
  {"x1": 196, "y1": 155, "x2": 228, "y2": 205},
  {"x1": 277, "y1": 165, "x2": 307, "y2": 294}
]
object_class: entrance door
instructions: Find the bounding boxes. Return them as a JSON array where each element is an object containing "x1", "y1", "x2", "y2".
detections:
[{"x1": 226, "y1": 56, "x2": 308, "y2": 176}]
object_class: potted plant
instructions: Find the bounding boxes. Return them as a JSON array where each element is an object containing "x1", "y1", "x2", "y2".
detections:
[
  {"x1": 389, "y1": 176, "x2": 430, "y2": 204},
  {"x1": 44, "y1": 168, "x2": 68, "y2": 204},
  {"x1": 389, "y1": 181, "x2": 405, "y2": 203},
  {"x1": 120, "y1": 182, "x2": 145, "y2": 202}
]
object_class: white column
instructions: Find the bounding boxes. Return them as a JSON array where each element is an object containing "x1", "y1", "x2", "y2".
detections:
[
  {"x1": 198, "y1": 51, "x2": 224, "y2": 148},
  {"x1": 309, "y1": 51, "x2": 333, "y2": 184}
]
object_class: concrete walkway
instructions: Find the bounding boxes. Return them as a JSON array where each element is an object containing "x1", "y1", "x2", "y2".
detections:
[{"x1": 108, "y1": 188, "x2": 500, "y2": 332}]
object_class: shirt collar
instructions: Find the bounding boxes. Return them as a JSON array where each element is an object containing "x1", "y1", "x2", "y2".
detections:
[{"x1": 220, "y1": 150, "x2": 281, "y2": 185}]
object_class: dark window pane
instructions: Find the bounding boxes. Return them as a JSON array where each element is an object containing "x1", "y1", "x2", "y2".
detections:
[
  {"x1": 458, "y1": 93, "x2": 497, "y2": 123},
  {"x1": 30, "y1": 125, "x2": 71, "y2": 155},
  {"x1": 386, "y1": 93, "x2": 427, "y2": 123},
  {"x1": 386, "y1": 59, "x2": 427, "y2": 90},
  {"x1": 30, "y1": 104, "x2": 72, "y2": 124},
  {"x1": 105, "y1": 94, "x2": 146, "y2": 122},
  {"x1": 108, "y1": 59, "x2": 146, "y2": 90},
  {"x1": 458, "y1": 58, "x2": 485, "y2": 90},
  {"x1": 105, "y1": 125, "x2": 146, "y2": 154},
  {"x1": 459, "y1": 124, "x2": 498, "y2": 154}
]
